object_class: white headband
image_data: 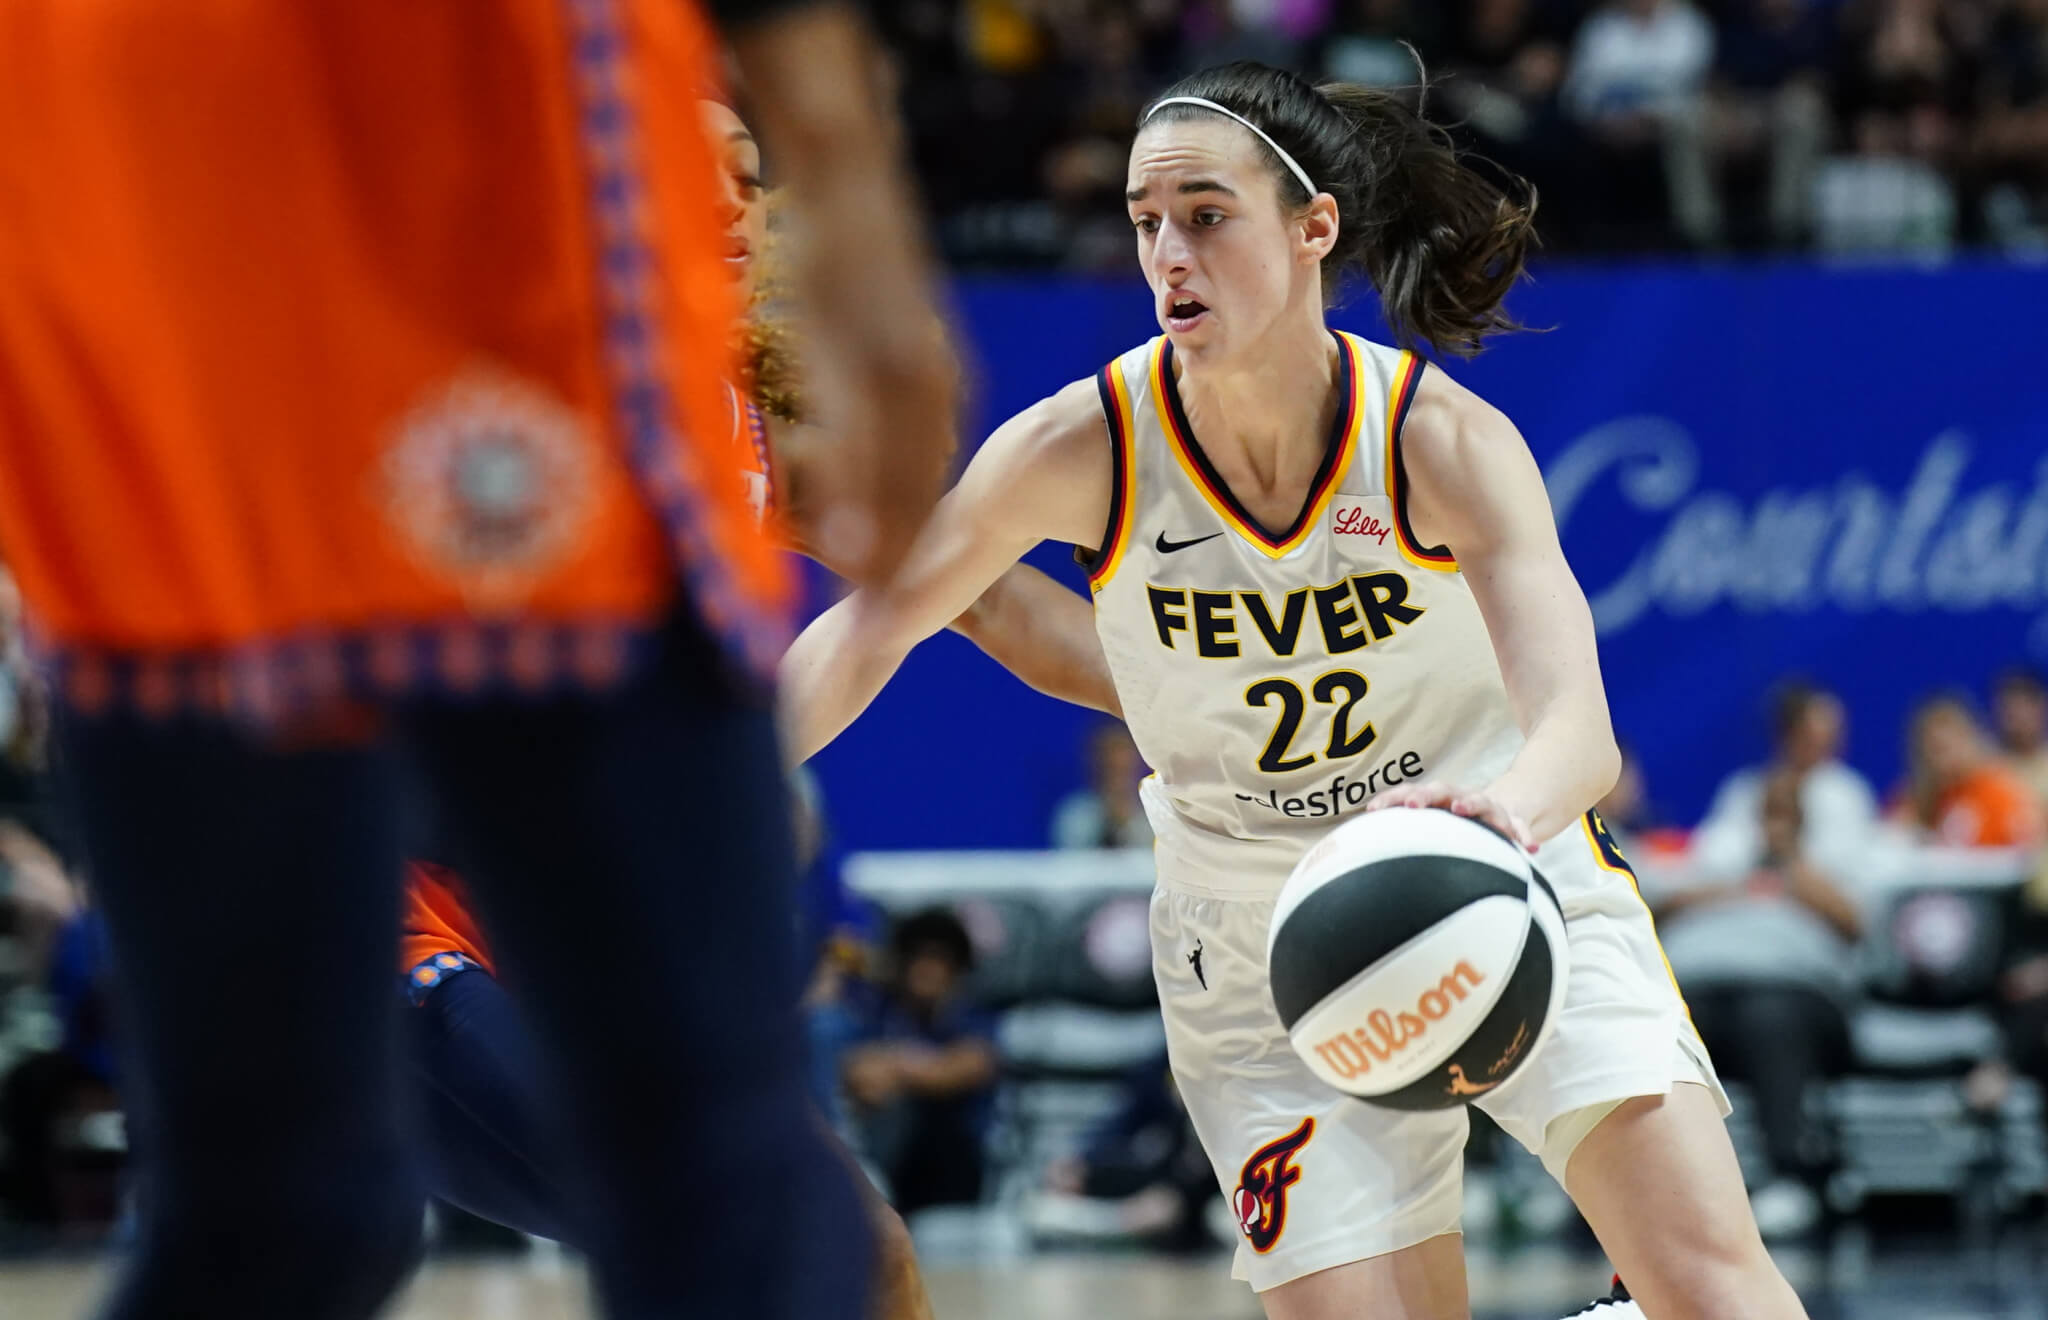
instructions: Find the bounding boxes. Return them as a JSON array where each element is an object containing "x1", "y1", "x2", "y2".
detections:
[{"x1": 1143, "y1": 96, "x2": 1318, "y2": 199}]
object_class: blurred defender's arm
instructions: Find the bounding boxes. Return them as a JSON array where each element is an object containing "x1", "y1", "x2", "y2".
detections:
[{"x1": 724, "y1": 3, "x2": 955, "y2": 585}]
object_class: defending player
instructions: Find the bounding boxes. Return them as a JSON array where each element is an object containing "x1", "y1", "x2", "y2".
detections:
[
  {"x1": 780, "y1": 61, "x2": 1808, "y2": 1320},
  {"x1": 396, "y1": 95, "x2": 1115, "y2": 1320}
]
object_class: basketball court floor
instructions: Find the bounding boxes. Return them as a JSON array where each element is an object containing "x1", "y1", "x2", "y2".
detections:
[{"x1": 6, "y1": 1230, "x2": 2046, "y2": 1319}]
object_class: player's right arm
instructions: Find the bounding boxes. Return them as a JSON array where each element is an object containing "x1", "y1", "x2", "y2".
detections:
[{"x1": 778, "y1": 378, "x2": 1112, "y2": 764}]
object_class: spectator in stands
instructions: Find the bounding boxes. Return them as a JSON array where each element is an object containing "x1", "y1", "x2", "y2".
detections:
[
  {"x1": 843, "y1": 909, "x2": 1000, "y2": 1214},
  {"x1": 1819, "y1": 0, "x2": 1980, "y2": 250},
  {"x1": 0, "y1": 821, "x2": 80, "y2": 991},
  {"x1": 1651, "y1": 768, "x2": 1865, "y2": 1239},
  {"x1": 1041, "y1": 4, "x2": 1168, "y2": 271},
  {"x1": 1051, "y1": 724, "x2": 1154, "y2": 850},
  {"x1": 1970, "y1": 0, "x2": 2048, "y2": 247},
  {"x1": 1705, "y1": 0, "x2": 1835, "y2": 246},
  {"x1": 1963, "y1": 853, "x2": 2048, "y2": 1115},
  {"x1": 0, "y1": 564, "x2": 56, "y2": 840},
  {"x1": 1315, "y1": 0, "x2": 1443, "y2": 87},
  {"x1": 0, "y1": 561, "x2": 76, "y2": 1023},
  {"x1": 866, "y1": 0, "x2": 2033, "y2": 257},
  {"x1": 1691, "y1": 679, "x2": 1879, "y2": 881},
  {"x1": 1837, "y1": 0, "x2": 1982, "y2": 162},
  {"x1": 793, "y1": 767, "x2": 885, "y2": 1137},
  {"x1": 1992, "y1": 666, "x2": 2048, "y2": 810},
  {"x1": 1179, "y1": 0, "x2": 1310, "y2": 71},
  {"x1": 0, "y1": 906, "x2": 121, "y2": 1233},
  {"x1": 1025, "y1": 1054, "x2": 1218, "y2": 1251},
  {"x1": 885, "y1": 0, "x2": 1073, "y2": 242},
  {"x1": 1561, "y1": 0, "x2": 1718, "y2": 248},
  {"x1": 1894, "y1": 692, "x2": 2046, "y2": 847},
  {"x1": 1436, "y1": 0, "x2": 1581, "y2": 242}
]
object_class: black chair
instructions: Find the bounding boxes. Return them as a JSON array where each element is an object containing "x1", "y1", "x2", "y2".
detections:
[
  {"x1": 1830, "y1": 884, "x2": 2047, "y2": 1216},
  {"x1": 987, "y1": 892, "x2": 1167, "y2": 1211},
  {"x1": 950, "y1": 894, "x2": 1053, "y2": 1012}
]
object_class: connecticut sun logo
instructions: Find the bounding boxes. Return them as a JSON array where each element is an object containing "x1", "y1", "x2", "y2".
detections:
[
  {"x1": 1232, "y1": 1117, "x2": 1314, "y2": 1253},
  {"x1": 382, "y1": 366, "x2": 600, "y2": 606}
]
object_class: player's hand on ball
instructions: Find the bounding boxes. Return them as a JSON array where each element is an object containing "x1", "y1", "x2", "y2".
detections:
[{"x1": 1364, "y1": 781, "x2": 1537, "y2": 854}]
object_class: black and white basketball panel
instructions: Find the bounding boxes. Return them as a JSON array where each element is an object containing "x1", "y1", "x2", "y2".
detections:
[{"x1": 1266, "y1": 807, "x2": 1570, "y2": 1110}]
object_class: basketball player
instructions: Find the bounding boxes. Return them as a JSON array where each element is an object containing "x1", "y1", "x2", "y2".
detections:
[
  {"x1": 0, "y1": 3, "x2": 955, "y2": 1318},
  {"x1": 396, "y1": 96, "x2": 1115, "y2": 1320},
  {"x1": 780, "y1": 62, "x2": 1808, "y2": 1320}
]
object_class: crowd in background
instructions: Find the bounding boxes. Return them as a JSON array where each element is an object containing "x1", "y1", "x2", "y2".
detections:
[
  {"x1": 1604, "y1": 674, "x2": 2047, "y2": 1236},
  {"x1": 872, "y1": 0, "x2": 2048, "y2": 264}
]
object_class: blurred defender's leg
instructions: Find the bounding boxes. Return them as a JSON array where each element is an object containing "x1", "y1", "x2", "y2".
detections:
[
  {"x1": 406, "y1": 967, "x2": 578, "y2": 1245},
  {"x1": 401, "y1": 610, "x2": 870, "y2": 1320},
  {"x1": 56, "y1": 710, "x2": 422, "y2": 1320}
]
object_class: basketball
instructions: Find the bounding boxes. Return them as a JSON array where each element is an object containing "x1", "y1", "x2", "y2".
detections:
[{"x1": 1266, "y1": 807, "x2": 1569, "y2": 1110}]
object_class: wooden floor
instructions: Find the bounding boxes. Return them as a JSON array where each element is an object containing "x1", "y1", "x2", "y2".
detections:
[
  {"x1": 3, "y1": 1232, "x2": 2044, "y2": 1319},
  {"x1": 0, "y1": 1252, "x2": 1600, "y2": 1320}
]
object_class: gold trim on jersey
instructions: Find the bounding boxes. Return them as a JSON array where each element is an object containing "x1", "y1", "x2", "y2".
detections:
[
  {"x1": 1149, "y1": 333, "x2": 1365, "y2": 561},
  {"x1": 1088, "y1": 357, "x2": 1140, "y2": 592},
  {"x1": 1580, "y1": 809, "x2": 1697, "y2": 1030},
  {"x1": 1384, "y1": 351, "x2": 1459, "y2": 573}
]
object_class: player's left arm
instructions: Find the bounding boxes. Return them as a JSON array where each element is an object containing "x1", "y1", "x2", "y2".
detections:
[
  {"x1": 1365, "y1": 368, "x2": 1621, "y2": 850},
  {"x1": 772, "y1": 417, "x2": 1120, "y2": 716},
  {"x1": 946, "y1": 566, "x2": 1121, "y2": 717}
]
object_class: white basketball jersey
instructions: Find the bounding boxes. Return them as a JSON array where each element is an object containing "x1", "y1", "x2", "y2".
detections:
[{"x1": 1085, "y1": 331, "x2": 1524, "y2": 896}]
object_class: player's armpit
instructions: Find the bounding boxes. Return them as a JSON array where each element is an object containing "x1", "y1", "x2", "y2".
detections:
[{"x1": 947, "y1": 563, "x2": 1121, "y2": 717}]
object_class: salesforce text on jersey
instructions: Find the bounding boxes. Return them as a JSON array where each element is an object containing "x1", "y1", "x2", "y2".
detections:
[{"x1": 1235, "y1": 749, "x2": 1427, "y2": 819}]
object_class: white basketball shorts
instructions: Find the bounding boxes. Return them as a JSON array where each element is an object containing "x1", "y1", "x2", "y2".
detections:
[{"x1": 1150, "y1": 810, "x2": 1725, "y2": 1292}]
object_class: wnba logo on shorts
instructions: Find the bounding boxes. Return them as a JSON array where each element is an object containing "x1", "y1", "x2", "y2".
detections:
[
  {"x1": 1232, "y1": 1117, "x2": 1314, "y2": 1254},
  {"x1": 1310, "y1": 961, "x2": 1486, "y2": 1081}
]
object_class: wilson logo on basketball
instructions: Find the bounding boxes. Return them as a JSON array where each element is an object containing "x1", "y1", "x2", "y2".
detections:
[
  {"x1": 1232, "y1": 1117, "x2": 1314, "y2": 1254},
  {"x1": 1311, "y1": 961, "x2": 1486, "y2": 1081}
]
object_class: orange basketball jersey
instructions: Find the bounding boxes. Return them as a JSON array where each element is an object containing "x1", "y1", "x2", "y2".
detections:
[{"x1": 0, "y1": 0, "x2": 791, "y2": 719}]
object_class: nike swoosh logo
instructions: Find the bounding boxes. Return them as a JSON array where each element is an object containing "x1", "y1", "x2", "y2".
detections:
[{"x1": 1155, "y1": 531, "x2": 1223, "y2": 554}]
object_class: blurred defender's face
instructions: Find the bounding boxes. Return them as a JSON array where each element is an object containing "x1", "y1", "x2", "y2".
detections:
[
  {"x1": 700, "y1": 101, "x2": 767, "y2": 307},
  {"x1": 1126, "y1": 120, "x2": 1318, "y2": 359}
]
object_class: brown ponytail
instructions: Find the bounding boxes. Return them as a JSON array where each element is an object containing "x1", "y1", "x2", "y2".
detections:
[
  {"x1": 1316, "y1": 83, "x2": 1535, "y2": 358},
  {"x1": 1142, "y1": 63, "x2": 1537, "y2": 358}
]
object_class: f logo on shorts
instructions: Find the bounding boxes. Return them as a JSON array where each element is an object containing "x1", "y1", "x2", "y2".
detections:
[{"x1": 1232, "y1": 1117, "x2": 1314, "y2": 1254}]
